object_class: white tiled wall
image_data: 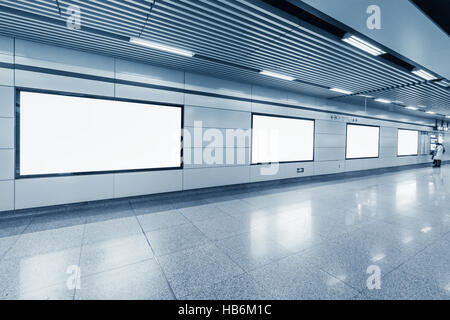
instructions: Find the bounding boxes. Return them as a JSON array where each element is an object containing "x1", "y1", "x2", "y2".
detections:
[
  {"x1": 114, "y1": 170, "x2": 183, "y2": 198},
  {"x1": 0, "y1": 86, "x2": 14, "y2": 117},
  {"x1": 0, "y1": 36, "x2": 14, "y2": 87},
  {"x1": 0, "y1": 117, "x2": 14, "y2": 149},
  {"x1": 185, "y1": 73, "x2": 252, "y2": 111},
  {"x1": 0, "y1": 180, "x2": 14, "y2": 212},
  {"x1": 184, "y1": 106, "x2": 251, "y2": 129},
  {"x1": 314, "y1": 161, "x2": 345, "y2": 175},
  {"x1": 183, "y1": 166, "x2": 250, "y2": 190},
  {"x1": 115, "y1": 59, "x2": 184, "y2": 89},
  {"x1": 0, "y1": 36, "x2": 439, "y2": 212},
  {"x1": 0, "y1": 36, "x2": 14, "y2": 212},
  {"x1": 115, "y1": 83, "x2": 183, "y2": 105},
  {"x1": 0, "y1": 149, "x2": 14, "y2": 180},
  {"x1": 183, "y1": 102, "x2": 252, "y2": 189},
  {"x1": 15, "y1": 175, "x2": 115, "y2": 210},
  {"x1": 250, "y1": 162, "x2": 314, "y2": 182},
  {"x1": 14, "y1": 39, "x2": 115, "y2": 77}
]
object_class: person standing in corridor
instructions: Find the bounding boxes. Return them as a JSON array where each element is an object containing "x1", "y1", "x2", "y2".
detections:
[{"x1": 433, "y1": 143, "x2": 445, "y2": 168}]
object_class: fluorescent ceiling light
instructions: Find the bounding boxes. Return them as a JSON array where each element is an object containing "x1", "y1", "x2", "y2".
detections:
[
  {"x1": 412, "y1": 69, "x2": 437, "y2": 81},
  {"x1": 259, "y1": 70, "x2": 295, "y2": 81},
  {"x1": 392, "y1": 100, "x2": 404, "y2": 104},
  {"x1": 405, "y1": 106, "x2": 418, "y2": 110},
  {"x1": 330, "y1": 87, "x2": 352, "y2": 95},
  {"x1": 342, "y1": 35, "x2": 386, "y2": 56},
  {"x1": 374, "y1": 98, "x2": 391, "y2": 104},
  {"x1": 435, "y1": 79, "x2": 450, "y2": 87},
  {"x1": 129, "y1": 37, "x2": 194, "y2": 57},
  {"x1": 426, "y1": 111, "x2": 436, "y2": 114},
  {"x1": 446, "y1": 115, "x2": 450, "y2": 118}
]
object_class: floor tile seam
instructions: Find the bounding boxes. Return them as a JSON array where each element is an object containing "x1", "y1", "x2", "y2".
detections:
[
  {"x1": 378, "y1": 236, "x2": 445, "y2": 282},
  {"x1": 73, "y1": 222, "x2": 87, "y2": 300},
  {"x1": 138, "y1": 218, "x2": 193, "y2": 234},
  {"x1": 188, "y1": 223, "x2": 248, "y2": 270},
  {"x1": 311, "y1": 264, "x2": 362, "y2": 295},
  {"x1": 382, "y1": 267, "x2": 449, "y2": 296},
  {"x1": 2, "y1": 280, "x2": 74, "y2": 300},
  {"x1": 0, "y1": 217, "x2": 35, "y2": 262},
  {"x1": 149, "y1": 238, "x2": 215, "y2": 259},
  {"x1": 132, "y1": 206, "x2": 185, "y2": 217},
  {"x1": 197, "y1": 203, "x2": 235, "y2": 218},
  {"x1": 76, "y1": 257, "x2": 155, "y2": 280},
  {"x1": 302, "y1": 252, "x2": 379, "y2": 294},
  {"x1": 178, "y1": 267, "x2": 273, "y2": 300},
  {"x1": 177, "y1": 210, "x2": 225, "y2": 225},
  {"x1": 133, "y1": 213, "x2": 178, "y2": 300},
  {"x1": 175, "y1": 236, "x2": 271, "y2": 300},
  {"x1": 186, "y1": 221, "x2": 248, "y2": 267}
]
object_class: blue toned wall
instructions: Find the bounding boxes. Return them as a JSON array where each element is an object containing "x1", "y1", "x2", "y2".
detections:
[{"x1": 0, "y1": 35, "x2": 442, "y2": 211}]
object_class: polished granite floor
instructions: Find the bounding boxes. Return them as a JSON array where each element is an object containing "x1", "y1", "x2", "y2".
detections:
[{"x1": 1, "y1": 165, "x2": 449, "y2": 300}]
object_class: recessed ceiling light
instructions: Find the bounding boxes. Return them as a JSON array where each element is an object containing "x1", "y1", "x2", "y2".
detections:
[
  {"x1": 129, "y1": 37, "x2": 194, "y2": 57},
  {"x1": 392, "y1": 101, "x2": 404, "y2": 104},
  {"x1": 426, "y1": 111, "x2": 436, "y2": 114},
  {"x1": 405, "y1": 106, "x2": 419, "y2": 110},
  {"x1": 412, "y1": 69, "x2": 438, "y2": 81},
  {"x1": 374, "y1": 98, "x2": 391, "y2": 104},
  {"x1": 259, "y1": 70, "x2": 295, "y2": 81},
  {"x1": 446, "y1": 115, "x2": 450, "y2": 118},
  {"x1": 342, "y1": 35, "x2": 386, "y2": 56},
  {"x1": 330, "y1": 87, "x2": 352, "y2": 95},
  {"x1": 435, "y1": 79, "x2": 450, "y2": 87},
  {"x1": 358, "y1": 94, "x2": 374, "y2": 98}
]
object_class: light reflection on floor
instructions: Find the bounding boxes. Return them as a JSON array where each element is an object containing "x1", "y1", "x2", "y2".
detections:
[{"x1": 0, "y1": 165, "x2": 449, "y2": 300}]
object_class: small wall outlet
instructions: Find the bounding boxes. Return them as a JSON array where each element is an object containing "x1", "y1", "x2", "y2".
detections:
[{"x1": 297, "y1": 168, "x2": 304, "y2": 173}]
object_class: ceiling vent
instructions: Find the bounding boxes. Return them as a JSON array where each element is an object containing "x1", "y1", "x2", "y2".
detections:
[
  {"x1": 261, "y1": 0, "x2": 346, "y2": 38},
  {"x1": 379, "y1": 53, "x2": 415, "y2": 71}
]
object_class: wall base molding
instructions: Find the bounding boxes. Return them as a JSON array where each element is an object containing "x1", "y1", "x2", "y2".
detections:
[{"x1": 1, "y1": 161, "x2": 447, "y2": 221}]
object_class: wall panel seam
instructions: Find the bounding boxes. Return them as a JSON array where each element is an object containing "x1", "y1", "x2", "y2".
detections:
[{"x1": 0, "y1": 62, "x2": 433, "y2": 128}]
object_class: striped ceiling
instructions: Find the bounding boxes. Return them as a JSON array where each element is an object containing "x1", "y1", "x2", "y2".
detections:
[{"x1": 0, "y1": 0, "x2": 448, "y2": 118}]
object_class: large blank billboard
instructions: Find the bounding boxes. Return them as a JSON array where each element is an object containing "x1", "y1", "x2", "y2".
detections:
[
  {"x1": 346, "y1": 124, "x2": 380, "y2": 159},
  {"x1": 398, "y1": 129, "x2": 418, "y2": 156},
  {"x1": 251, "y1": 114, "x2": 314, "y2": 163},
  {"x1": 19, "y1": 91, "x2": 182, "y2": 176}
]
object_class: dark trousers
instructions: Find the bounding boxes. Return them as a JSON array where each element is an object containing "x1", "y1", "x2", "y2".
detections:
[{"x1": 433, "y1": 160, "x2": 442, "y2": 167}]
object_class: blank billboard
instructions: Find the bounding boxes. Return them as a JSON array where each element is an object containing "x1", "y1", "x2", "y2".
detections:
[
  {"x1": 252, "y1": 114, "x2": 314, "y2": 163},
  {"x1": 398, "y1": 129, "x2": 418, "y2": 156},
  {"x1": 346, "y1": 124, "x2": 380, "y2": 159},
  {"x1": 19, "y1": 91, "x2": 182, "y2": 176}
]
